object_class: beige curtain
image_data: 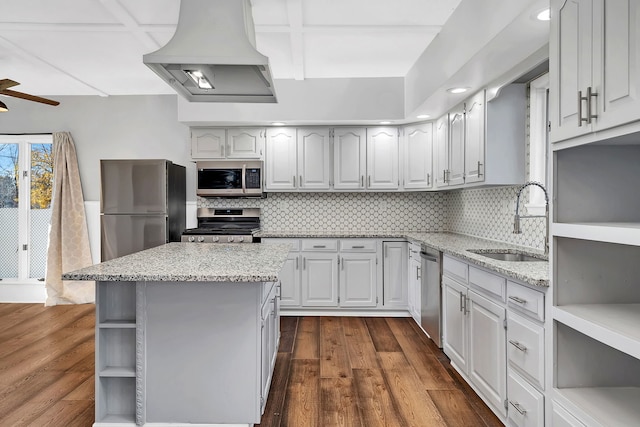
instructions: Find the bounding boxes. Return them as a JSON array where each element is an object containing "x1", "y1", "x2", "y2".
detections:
[{"x1": 45, "y1": 132, "x2": 94, "y2": 306}]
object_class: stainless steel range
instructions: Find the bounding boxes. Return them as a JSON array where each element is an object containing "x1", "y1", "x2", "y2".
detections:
[{"x1": 181, "y1": 208, "x2": 260, "y2": 243}]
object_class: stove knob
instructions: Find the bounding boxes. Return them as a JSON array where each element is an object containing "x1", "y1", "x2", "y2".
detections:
[
  {"x1": 197, "y1": 236, "x2": 205, "y2": 243},
  {"x1": 212, "y1": 236, "x2": 219, "y2": 243},
  {"x1": 188, "y1": 236, "x2": 195, "y2": 242},
  {"x1": 238, "y1": 236, "x2": 245, "y2": 242},
  {"x1": 227, "y1": 236, "x2": 235, "y2": 243}
]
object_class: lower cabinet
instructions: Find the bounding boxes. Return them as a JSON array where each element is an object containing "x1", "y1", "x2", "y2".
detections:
[
  {"x1": 382, "y1": 241, "x2": 408, "y2": 308},
  {"x1": 301, "y1": 252, "x2": 339, "y2": 307},
  {"x1": 279, "y1": 253, "x2": 301, "y2": 307},
  {"x1": 339, "y1": 253, "x2": 377, "y2": 307},
  {"x1": 260, "y1": 282, "x2": 280, "y2": 413},
  {"x1": 407, "y1": 243, "x2": 422, "y2": 323},
  {"x1": 443, "y1": 276, "x2": 469, "y2": 372}
]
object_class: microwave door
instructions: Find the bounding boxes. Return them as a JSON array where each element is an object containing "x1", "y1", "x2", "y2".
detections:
[{"x1": 197, "y1": 168, "x2": 242, "y2": 196}]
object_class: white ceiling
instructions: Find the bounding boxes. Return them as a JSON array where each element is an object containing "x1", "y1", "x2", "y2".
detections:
[{"x1": 0, "y1": 0, "x2": 462, "y2": 97}]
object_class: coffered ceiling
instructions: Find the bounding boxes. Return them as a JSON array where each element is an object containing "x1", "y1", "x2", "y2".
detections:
[{"x1": 0, "y1": 0, "x2": 463, "y2": 97}]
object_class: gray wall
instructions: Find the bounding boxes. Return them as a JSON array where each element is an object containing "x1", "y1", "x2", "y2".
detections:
[{"x1": 0, "y1": 95, "x2": 195, "y2": 202}]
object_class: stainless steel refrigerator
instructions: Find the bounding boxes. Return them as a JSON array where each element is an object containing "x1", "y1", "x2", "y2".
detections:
[{"x1": 100, "y1": 159, "x2": 186, "y2": 262}]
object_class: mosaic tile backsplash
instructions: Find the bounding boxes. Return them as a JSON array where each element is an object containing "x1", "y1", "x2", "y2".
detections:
[{"x1": 199, "y1": 192, "x2": 448, "y2": 231}]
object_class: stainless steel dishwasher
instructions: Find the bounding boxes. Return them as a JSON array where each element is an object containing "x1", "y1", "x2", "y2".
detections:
[{"x1": 420, "y1": 247, "x2": 442, "y2": 347}]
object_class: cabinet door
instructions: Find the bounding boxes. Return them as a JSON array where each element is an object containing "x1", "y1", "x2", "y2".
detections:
[
  {"x1": 226, "y1": 128, "x2": 264, "y2": 159},
  {"x1": 448, "y1": 108, "x2": 465, "y2": 186},
  {"x1": 339, "y1": 253, "x2": 377, "y2": 307},
  {"x1": 265, "y1": 128, "x2": 297, "y2": 191},
  {"x1": 468, "y1": 290, "x2": 507, "y2": 417},
  {"x1": 409, "y1": 257, "x2": 422, "y2": 322},
  {"x1": 301, "y1": 253, "x2": 338, "y2": 307},
  {"x1": 382, "y1": 242, "x2": 407, "y2": 308},
  {"x1": 333, "y1": 127, "x2": 366, "y2": 190},
  {"x1": 549, "y1": 0, "x2": 594, "y2": 142},
  {"x1": 403, "y1": 123, "x2": 433, "y2": 190},
  {"x1": 442, "y1": 276, "x2": 468, "y2": 372},
  {"x1": 191, "y1": 128, "x2": 226, "y2": 159},
  {"x1": 464, "y1": 91, "x2": 485, "y2": 184},
  {"x1": 279, "y1": 254, "x2": 301, "y2": 307},
  {"x1": 366, "y1": 127, "x2": 399, "y2": 190},
  {"x1": 297, "y1": 128, "x2": 331, "y2": 190},
  {"x1": 434, "y1": 115, "x2": 449, "y2": 188},
  {"x1": 594, "y1": 0, "x2": 640, "y2": 132}
]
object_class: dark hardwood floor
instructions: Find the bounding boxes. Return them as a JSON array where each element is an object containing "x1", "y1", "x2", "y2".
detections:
[{"x1": 0, "y1": 304, "x2": 503, "y2": 427}]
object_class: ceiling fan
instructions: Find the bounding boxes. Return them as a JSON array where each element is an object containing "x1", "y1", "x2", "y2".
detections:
[{"x1": 0, "y1": 79, "x2": 60, "y2": 112}]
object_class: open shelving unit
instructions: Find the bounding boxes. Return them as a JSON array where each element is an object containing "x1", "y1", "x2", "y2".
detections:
[
  {"x1": 551, "y1": 141, "x2": 640, "y2": 425},
  {"x1": 95, "y1": 282, "x2": 137, "y2": 425}
]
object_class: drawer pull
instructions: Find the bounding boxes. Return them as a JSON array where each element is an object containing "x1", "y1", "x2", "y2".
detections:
[
  {"x1": 352, "y1": 245, "x2": 365, "y2": 249},
  {"x1": 459, "y1": 291, "x2": 464, "y2": 312},
  {"x1": 509, "y1": 296, "x2": 527, "y2": 305},
  {"x1": 313, "y1": 245, "x2": 326, "y2": 248},
  {"x1": 509, "y1": 340, "x2": 528, "y2": 352},
  {"x1": 509, "y1": 400, "x2": 527, "y2": 415}
]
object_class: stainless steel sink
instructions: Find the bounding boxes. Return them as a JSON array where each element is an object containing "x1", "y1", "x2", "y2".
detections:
[{"x1": 467, "y1": 250, "x2": 546, "y2": 262}]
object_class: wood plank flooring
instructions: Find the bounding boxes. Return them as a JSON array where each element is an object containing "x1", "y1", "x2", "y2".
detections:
[{"x1": 0, "y1": 304, "x2": 503, "y2": 427}]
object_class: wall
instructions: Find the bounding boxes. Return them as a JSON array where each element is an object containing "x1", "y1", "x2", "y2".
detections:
[
  {"x1": 0, "y1": 95, "x2": 195, "y2": 202},
  {"x1": 199, "y1": 192, "x2": 448, "y2": 232}
]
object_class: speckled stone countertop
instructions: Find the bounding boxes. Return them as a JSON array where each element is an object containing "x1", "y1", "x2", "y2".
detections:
[
  {"x1": 257, "y1": 230, "x2": 549, "y2": 288},
  {"x1": 62, "y1": 242, "x2": 292, "y2": 283}
]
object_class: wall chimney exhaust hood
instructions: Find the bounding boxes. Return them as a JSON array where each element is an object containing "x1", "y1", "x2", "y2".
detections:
[{"x1": 143, "y1": 0, "x2": 277, "y2": 103}]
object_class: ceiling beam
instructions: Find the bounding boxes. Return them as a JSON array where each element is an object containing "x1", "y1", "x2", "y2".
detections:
[
  {"x1": 286, "y1": 0, "x2": 305, "y2": 80},
  {"x1": 99, "y1": 0, "x2": 161, "y2": 51}
]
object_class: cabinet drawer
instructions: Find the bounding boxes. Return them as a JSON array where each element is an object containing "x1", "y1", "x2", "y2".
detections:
[
  {"x1": 507, "y1": 281, "x2": 545, "y2": 321},
  {"x1": 507, "y1": 370, "x2": 544, "y2": 427},
  {"x1": 443, "y1": 255, "x2": 468, "y2": 284},
  {"x1": 469, "y1": 266, "x2": 506, "y2": 302},
  {"x1": 507, "y1": 311, "x2": 544, "y2": 389},
  {"x1": 263, "y1": 238, "x2": 300, "y2": 252},
  {"x1": 301, "y1": 239, "x2": 338, "y2": 252},
  {"x1": 340, "y1": 239, "x2": 376, "y2": 252}
]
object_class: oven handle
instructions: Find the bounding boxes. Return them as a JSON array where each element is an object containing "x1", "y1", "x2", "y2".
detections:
[{"x1": 242, "y1": 164, "x2": 246, "y2": 193}]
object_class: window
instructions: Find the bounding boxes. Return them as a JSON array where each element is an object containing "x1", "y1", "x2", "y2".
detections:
[
  {"x1": 0, "y1": 135, "x2": 53, "y2": 284},
  {"x1": 527, "y1": 73, "x2": 549, "y2": 215}
]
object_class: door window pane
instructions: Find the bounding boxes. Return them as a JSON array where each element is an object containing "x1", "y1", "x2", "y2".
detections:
[{"x1": 0, "y1": 143, "x2": 19, "y2": 278}]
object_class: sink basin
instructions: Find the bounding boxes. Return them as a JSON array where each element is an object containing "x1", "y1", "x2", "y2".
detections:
[{"x1": 467, "y1": 250, "x2": 546, "y2": 262}]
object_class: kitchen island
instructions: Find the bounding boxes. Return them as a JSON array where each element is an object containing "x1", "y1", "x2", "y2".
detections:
[{"x1": 63, "y1": 242, "x2": 291, "y2": 427}]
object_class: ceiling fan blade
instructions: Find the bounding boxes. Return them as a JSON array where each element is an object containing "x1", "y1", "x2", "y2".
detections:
[
  {"x1": 0, "y1": 79, "x2": 20, "y2": 91},
  {"x1": 1, "y1": 89, "x2": 60, "y2": 106}
]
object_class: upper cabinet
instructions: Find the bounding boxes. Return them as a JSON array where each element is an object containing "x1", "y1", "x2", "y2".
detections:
[
  {"x1": 367, "y1": 127, "x2": 400, "y2": 190},
  {"x1": 464, "y1": 91, "x2": 486, "y2": 184},
  {"x1": 297, "y1": 128, "x2": 331, "y2": 190},
  {"x1": 447, "y1": 105, "x2": 466, "y2": 186},
  {"x1": 403, "y1": 123, "x2": 434, "y2": 190},
  {"x1": 434, "y1": 115, "x2": 449, "y2": 189},
  {"x1": 191, "y1": 128, "x2": 265, "y2": 159},
  {"x1": 333, "y1": 128, "x2": 367, "y2": 190},
  {"x1": 550, "y1": 0, "x2": 640, "y2": 143},
  {"x1": 265, "y1": 127, "x2": 297, "y2": 190}
]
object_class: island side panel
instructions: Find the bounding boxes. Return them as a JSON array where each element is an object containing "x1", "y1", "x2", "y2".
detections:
[{"x1": 143, "y1": 281, "x2": 262, "y2": 424}]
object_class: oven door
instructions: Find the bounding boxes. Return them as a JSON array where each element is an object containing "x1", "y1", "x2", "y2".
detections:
[{"x1": 196, "y1": 161, "x2": 263, "y2": 197}]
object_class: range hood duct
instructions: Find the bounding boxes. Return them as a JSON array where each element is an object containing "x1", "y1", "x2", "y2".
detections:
[{"x1": 143, "y1": 0, "x2": 277, "y2": 103}]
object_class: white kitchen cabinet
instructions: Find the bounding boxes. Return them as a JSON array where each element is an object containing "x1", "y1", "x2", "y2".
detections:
[
  {"x1": 382, "y1": 242, "x2": 407, "y2": 308},
  {"x1": 279, "y1": 253, "x2": 301, "y2": 307},
  {"x1": 550, "y1": 0, "x2": 640, "y2": 143},
  {"x1": 448, "y1": 105, "x2": 466, "y2": 186},
  {"x1": 464, "y1": 90, "x2": 485, "y2": 184},
  {"x1": 507, "y1": 370, "x2": 544, "y2": 427},
  {"x1": 191, "y1": 127, "x2": 264, "y2": 159},
  {"x1": 191, "y1": 128, "x2": 226, "y2": 159},
  {"x1": 301, "y1": 253, "x2": 339, "y2": 307},
  {"x1": 297, "y1": 128, "x2": 331, "y2": 190},
  {"x1": 366, "y1": 127, "x2": 399, "y2": 190},
  {"x1": 333, "y1": 127, "x2": 366, "y2": 190},
  {"x1": 443, "y1": 276, "x2": 469, "y2": 373},
  {"x1": 226, "y1": 128, "x2": 264, "y2": 159},
  {"x1": 260, "y1": 282, "x2": 279, "y2": 413},
  {"x1": 403, "y1": 123, "x2": 433, "y2": 190},
  {"x1": 434, "y1": 114, "x2": 449, "y2": 188},
  {"x1": 407, "y1": 243, "x2": 422, "y2": 323},
  {"x1": 265, "y1": 127, "x2": 297, "y2": 191},
  {"x1": 339, "y1": 253, "x2": 377, "y2": 307}
]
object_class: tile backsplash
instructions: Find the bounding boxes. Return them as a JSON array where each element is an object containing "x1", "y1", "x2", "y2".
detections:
[{"x1": 199, "y1": 192, "x2": 448, "y2": 231}]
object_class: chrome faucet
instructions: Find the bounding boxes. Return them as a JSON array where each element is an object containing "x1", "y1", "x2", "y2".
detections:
[{"x1": 513, "y1": 181, "x2": 549, "y2": 254}]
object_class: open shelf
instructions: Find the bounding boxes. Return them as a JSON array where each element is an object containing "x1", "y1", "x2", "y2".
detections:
[
  {"x1": 553, "y1": 222, "x2": 640, "y2": 246},
  {"x1": 553, "y1": 304, "x2": 640, "y2": 359},
  {"x1": 99, "y1": 320, "x2": 136, "y2": 329},
  {"x1": 97, "y1": 282, "x2": 136, "y2": 323},
  {"x1": 554, "y1": 387, "x2": 640, "y2": 427},
  {"x1": 96, "y1": 377, "x2": 136, "y2": 423},
  {"x1": 99, "y1": 366, "x2": 136, "y2": 378},
  {"x1": 98, "y1": 328, "x2": 136, "y2": 375}
]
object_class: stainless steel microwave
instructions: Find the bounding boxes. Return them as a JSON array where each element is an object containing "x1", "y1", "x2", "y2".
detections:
[{"x1": 196, "y1": 161, "x2": 264, "y2": 197}]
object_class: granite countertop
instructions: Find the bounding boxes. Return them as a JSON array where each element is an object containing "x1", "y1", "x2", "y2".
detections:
[
  {"x1": 62, "y1": 242, "x2": 292, "y2": 283},
  {"x1": 257, "y1": 230, "x2": 549, "y2": 288}
]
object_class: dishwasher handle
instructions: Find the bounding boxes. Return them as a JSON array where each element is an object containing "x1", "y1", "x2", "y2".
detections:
[{"x1": 420, "y1": 252, "x2": 438, "y2": 262}]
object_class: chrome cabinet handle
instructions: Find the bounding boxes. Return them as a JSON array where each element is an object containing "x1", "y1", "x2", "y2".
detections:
[
  {"x1": 313, "y1": 245, "x2": 326, "y2": 248},
  {"x1": 587, "y1": 86, "x2": 598, "y2": 124},
  {"x1": 296, "y1": 256, "x2": 299, "y2": 270},
  {"x1": 508, "y1": 296, "x2": 527, "y2": 305},
  {"x1": 509, "y1": 401, "x2": 527, "y2": 415},
  {"x1": 459, "y1": 291, "x2": 464, "y2": 312},
  {"x1": 303, "y1": 257, "x2": 306, "y2": 270},
  {"x1": 352, "y1": 245, "x2": 365, "y2": 249},
  {"x1": 299, "y1": 175, "x2": 303, "y2": 187},
  {"x1": 578, "y1": 90, "x2": 589, "y2": 126},
  {"x1": 477, "y1": 161, "x2": 483, "y2": 177},
  {"x1": 427, "y1": 173, "x2": 430, "y2": 186},
  {"x1": 361, "y1": 175, "x2": 364, "y2": 187},
  {"x1": 443, "y1": 170, "x2": 447, "y2": 183},
  {"x1": 464, "y1": 296, "x2": 470, "y2": 315},
  {"x1": 341, "y1": 256, "x2": 344, "y2": 270},
  {"x1": 509, "y1": 340, "x2": 528, "y2": 352},
  {"x1": 293, "y1": 175, "x2": 296, "y2": 187},
  {"x1": 416, "y1": 266, "x2": 421, "y2": 280},
  {"x1": 368, "y1": 176, "x2": 371, "y2": 187}
]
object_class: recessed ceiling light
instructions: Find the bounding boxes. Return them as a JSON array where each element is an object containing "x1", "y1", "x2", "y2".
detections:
[
  {"x1": 417, "y1": 114, "x2": 430, "y2": 119},
  {"x1": 447, "y1": 87, "x2": 469, "y2": 94},
  {"x1": 379, "y1": 121, "x2": 391, "y2": 125},
  {"x1": 536, "y1": 8, "x2": 550, "y2": 21},
  {"x1": 271, "y1": 122, "x2": 285, "y2": 126}
]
